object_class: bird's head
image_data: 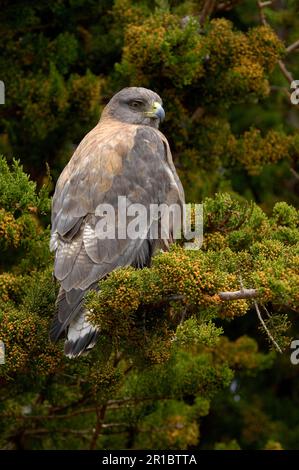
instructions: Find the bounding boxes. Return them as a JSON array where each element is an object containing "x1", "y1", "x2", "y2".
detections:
[{"x1": 101, "y1": 87, "x2": 165, "y2": 129}]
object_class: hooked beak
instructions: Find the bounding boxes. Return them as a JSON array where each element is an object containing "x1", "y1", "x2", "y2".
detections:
[{"x1": 144, "y1": 101, "x2": 165, "y2": 122}]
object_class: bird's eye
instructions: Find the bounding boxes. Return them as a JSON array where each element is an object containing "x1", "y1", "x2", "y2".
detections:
[{"x1": 130, "y1": 100, "x2": 143, "y2": 109}]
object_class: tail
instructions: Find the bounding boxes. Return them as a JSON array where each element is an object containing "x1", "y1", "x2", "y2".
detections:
[
  {"x1": 64, "y1": 312, "x2": 99, "y2": 358},
  {"x1": 50, "y1": 285, "x2": 100, "y2": 358}
]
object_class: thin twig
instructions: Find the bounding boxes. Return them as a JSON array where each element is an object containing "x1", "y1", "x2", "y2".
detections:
[
  {"x1": 101, "y1": 422, "x2": 129, "y2": 429},
  {"x1": 278, "y1": 60, "x2": 294, "y2": 84},
  {"x1": 89, "y1": 404, "x2": 107, "y2": 450},
  {"x1": 179, "y1": 307, "x2": 187, "y2": 324},
  {"x1": 257, "y1": 1, "x2": 294, "y2": 84},
  {"x1": 24, "y1": 428, "x2": 92, "y2": 436},
  {"x1": 262, "y1": 304, "x2": 271, "y2": 319},
  {"x1": 168, "y1": 294, "x2": 185, "y2": 301},
  {"x1": 200, "y1": 0, "x2": 216, "y2": 26},
  {"x1": 217, "y1": 1, "x2": 243, "y2": 13},
  {"x1": 254, "y1": 300, "x2": 282, "y2": 353},
  {"x1": 257, "y1": 0, "x2": 271, "y2": 26},
  {"x1": 106, "y1": 396, "x2": 172, "y2": 409},
  {"x1": 290, "y1": 167, "x2": 299, "y2": 181},
  {"x1": 0, "y1": 407, "x2": 98, "y2": 421},
  {"x1": 0, "y1": 396, "x2": 175, "y2": 422},
  {"x1": 286, "y1": 39, "x2": 299, "y2": 54},
  {"x1": 259, "y1": 1, "x2": 272, "y2": 7}
]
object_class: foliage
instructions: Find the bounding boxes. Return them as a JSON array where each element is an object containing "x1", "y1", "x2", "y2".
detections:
[{"x1": 0, "y1": 161, "x2": 298, "y2": 449}]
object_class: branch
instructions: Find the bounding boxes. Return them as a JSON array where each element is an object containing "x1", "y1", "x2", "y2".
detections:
[
  {"x1": 218, "y1": 288, "x2": 258, "y2": 300},
  {"x1": 199, "y1": 0, "x2": 216, "y2": 26},
  {"x1": 106, "y1": 396, "x2": 172, "y2": 409},
  {"x1": 257, "y1": 0, "x2": 272, "y2": 26},
  {"x1": 166, "y1": 287, "x2": 259, "y2": 305},
  {"x1": 0, "y1": 396, "x2": 176, "y2": 422},
  {"x1": 217, "y1": 1, "x2": 243, "y2": 13},
  {"x1": 286, "y1": 39, "x2": 299, "y2": 54},
  {"x1": 50, "y1": 391, "x2": 93, "y2": 415},
  {"x1": 278, "y1": 60, "x2": 294, "y2": 84},
  {"x1": 89, "y1": 404, "x2": 107, "y2": 450},
  {"x1": 101, "y1": 422, "x2": 129, "y2": 429},
  {"x1": 24, "y1": 428, "x2": 92, "y2": 437},
  {"x1": 254, "y1": 300, "x2": 282, "y2": 353},
  {"x1": 290, "y1": 167, "x2": 299, "y2": 181},
  {"x1": 259, "y1": 1, "x2": 272, "y2": 7},
  {"x1": 191, "y1": 106, "x2": 205, "y2": 122},
  {"x1": 257, "y1": 1, "x2": 295, "y2": 85}
]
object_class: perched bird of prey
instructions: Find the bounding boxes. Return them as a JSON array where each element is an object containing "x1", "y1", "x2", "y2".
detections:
[{"x1": 50, "y1": 87, "x2": 185, "y2": 358}]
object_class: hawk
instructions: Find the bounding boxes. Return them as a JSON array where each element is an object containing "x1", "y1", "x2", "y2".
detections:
[{"x1": 50, "y1": 87, "x2": 185, "y2": 358}]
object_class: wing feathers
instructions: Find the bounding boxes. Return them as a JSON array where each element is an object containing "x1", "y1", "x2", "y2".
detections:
[{"x1": 54, "y1": 235, "x2": 83, "y2": 281}]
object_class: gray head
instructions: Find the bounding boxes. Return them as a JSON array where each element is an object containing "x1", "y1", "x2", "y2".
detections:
[{"x1": 102, "y1": 87, "x2": 165, "y2": 129}]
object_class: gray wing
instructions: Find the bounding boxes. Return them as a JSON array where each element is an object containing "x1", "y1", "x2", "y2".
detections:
[{"x1": 50, "y1": 124, "x2": 183, "y2": 342}]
